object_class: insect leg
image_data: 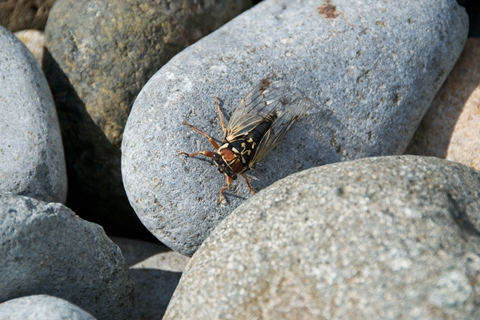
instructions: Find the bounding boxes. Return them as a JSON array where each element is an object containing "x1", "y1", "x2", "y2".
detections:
[
  {"x1": 178, "y1": 150, "x2": 216, "y2": 158},
  {"x1": 214, "y1": 96, "x2": 226, "y2": 135},
  {"x1": 241, "y1": 173, "x2": 256, "y2": 194},
  {"x1": 182, "y1": 121, "x2": 220, "y2": 149},
  {"x1": 218, "y1": 175, "x2": 233, "y2": 204}
]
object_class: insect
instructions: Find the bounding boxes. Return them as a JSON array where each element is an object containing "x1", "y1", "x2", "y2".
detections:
[{"x1": 179, "y1": 77, "x2": 311, "y2": 204}]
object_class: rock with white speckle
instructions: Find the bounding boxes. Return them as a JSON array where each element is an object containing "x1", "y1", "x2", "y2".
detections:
[
  {"x1": 122, "y1": 0, "x2": 469, "y2": 255},
  {"x1": 164, "y1": 155, "x2": 480, "y2": 319}
]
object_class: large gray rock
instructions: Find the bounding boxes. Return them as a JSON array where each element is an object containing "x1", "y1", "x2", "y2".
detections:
[
  {"x1": 112, "y1": 237, "x2": 190, "y2": 320},
  {"x1": 164, "y1": 156, "x2": 480, "y2": 319},
  {"x1": 43, "y1": 0, "x2": 252, "y2": 240},
  {"x1": 122, "y1": 0, "x2": 469, "y2": 255},
  {"x1": 0, "y1": 26, "x2": 67, "y2": 204},
  {"x1": 0, "y1": 295, "x2": 96, "y2": 320},
  {"x1": 0, "y1": 193, "x2": 135, "y2": 320}
]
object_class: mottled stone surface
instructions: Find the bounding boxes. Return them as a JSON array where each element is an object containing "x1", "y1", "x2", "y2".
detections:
[
  {"x1": 122, "y1": 0, "x2": 468, "y2": 255},
  {"x1": 15, "y1": 29, "x2": 45, "y2": 67},
  {"x1": 0, "y1": 26, "x2": 66, "y2": 204},
  {"x1": 43, "y1": 0, "x2": 252, "y2": 239},
  {"x1": 112, "y1": 237, "x2": 190, "y2": 320},
  {"x1": 164, "y1": 156, "x2": 480, "y2": 319},
  {"x1": 0, "y1": 0, "x2": 56, "y2": 32},
  {"x1": 0, "y1": 193, "x2": 135, "y2": 320},
  {"x1": 0, "y1": 295, "x2": 96, "y2": 320},
  {"x1": 406, "y1": 38, "x2": 480, "y2": 170}
]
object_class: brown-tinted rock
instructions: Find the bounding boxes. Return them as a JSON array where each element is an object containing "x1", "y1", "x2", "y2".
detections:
[
  {"x1": 0, "y1": 0, "x2": 56, "y2": 32},
  {"x1": 406, "y1": 38, "x2": 480, "y2": 170},
  {"x1": 43, "y1": 0, "x2": 252, "y2": 239}
]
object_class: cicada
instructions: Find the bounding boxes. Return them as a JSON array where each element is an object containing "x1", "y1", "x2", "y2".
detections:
[{"x1": 179, "y1": 77, "x2": 311, "y2": 203}]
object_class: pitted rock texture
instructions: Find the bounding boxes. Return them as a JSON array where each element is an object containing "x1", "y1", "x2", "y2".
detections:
[
  {"x1": 122, "y1": 0, "x2": 468, "y2": 255},
  {"x1": 0, "y1": 26, "x2": 66, "y2": 204},
  {"x1": 43, "y1": 0, "x2": 252, "y2": 239},
  {"x1": 164, "y1": 156, "x2": 480, "y2": 319},
  {"x1": 0, "y1": 193, "x2": 135, "y2": 320},
  {"x1": 0, "y1": 295, "x2": 96, "y2": 320}
]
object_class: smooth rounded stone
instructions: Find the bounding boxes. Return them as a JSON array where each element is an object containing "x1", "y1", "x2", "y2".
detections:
[
  {"x1": 164, "y1": 156, "x2": 480, "y2": 319},
  {"x1": 0, "y1": 295, "x2": 96, "y2": 320},
  {"x1": 0, "y1": 0, "x2": 56, "y2": 32},
  {"x1": 43, "y1": 0, "x2": 252, "y2": 240},
  {"x1": 406, "y1": 38, "x2": 480, "y2": 170},
  {"x1": 14, "y1": 29, "x2": 45, "y2": 67},
  {"x1": 111, "y1": 237, "x2": 190, "y2": 320},
  {"x1": 0, "y1": 26, "x2": 67, "y2": 204},
  {"x1": 0, "y1": 193, "x2": 135, "y2": 320},
  {"x1": 122, "y1": 0, "x2": 469, "y2": 255}
]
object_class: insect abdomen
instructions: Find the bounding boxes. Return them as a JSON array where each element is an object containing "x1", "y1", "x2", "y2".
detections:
[{"x1": 247, "y1": 113, "x2": 277, "y2": 143}]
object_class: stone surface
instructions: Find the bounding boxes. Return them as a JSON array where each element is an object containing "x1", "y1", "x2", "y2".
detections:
[
  {"x1": 14, "y1": 29, "x2": 45, "y2": 67},
  {"x1": 122, "y1": 0, "x2": 469, "y2": 255},
  {"x1": 406, "y1": 38, "x2": 480, "y2": 170},
  {"x1": 0, "y1": 295, "x2": 96, "y2": 320},
  {"x1": 164, "y1": 156, "x2": 480, "y2": 319},
  {"x1": 0, "y1": 26, "x2": 66, "y2": 204},
  {"x1": 0, "y1": 0, "x2": 56, "y2": 32},
  {"x1": 111, "y1": 237, "x2": 190, "y2": 320},
  {"x1": 43, "y1": 0, "x2": 252, "y2": 240},
  {"x1": 0, "y1": 193, "x2": 135, "y2": 320}
]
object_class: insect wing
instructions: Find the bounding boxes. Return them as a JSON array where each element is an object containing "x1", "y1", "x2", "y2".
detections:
[
  {"x1": 224, "y1": 78, "x2": 283, "y2": 141},
  {"x1": 248, "y1": 97, "x2": 312, "y2": 166}
]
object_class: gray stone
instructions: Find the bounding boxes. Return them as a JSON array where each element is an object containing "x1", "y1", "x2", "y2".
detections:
[
  {"x1": 0, "y1": 26, "x2": 67, "y2": 204},
  {"x1": 0, "y1": 193, "x2": 135, "y2": 320},
  {"x1": 122, "y1": 0, "x2": 469, "y2": 255},
  {"x1": 164, "y1": 155, "x2": 480, "y2": 319},
  {"x1": 43, "y1": 0, "x2": 252, "y2": 240},
  {"x1": 0, "y1": 295, "x2": 96, "y2": 320},
  {"x1": 111, "y1": 237, "x2": 190, "y2": 320}
]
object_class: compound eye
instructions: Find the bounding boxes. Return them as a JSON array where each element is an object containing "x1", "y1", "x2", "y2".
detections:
[
  {"x1": 230, "y1": 173, "x2": 237, "y2": 180},
  {"x1": 213, "y1": 153, "x2": 219, "y2": 160}
]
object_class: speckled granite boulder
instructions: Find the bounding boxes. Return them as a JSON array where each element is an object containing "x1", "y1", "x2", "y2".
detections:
[
  {"x1": 0, "y1": 0, "x2": 56, "y2": 32},
  {"x1": 112, "y1": 237, "x2": 190, "y2": 320},
  {"x1": 164, "y1": 156, "x2": 480, "y2": 319},
  {"x1": 43, "y1": 0, "x2": 252, "y2": 239},
  {"x1": 0, "y1": 193, "x2": 135, "y2": 320},
  {"x1": 0, "y1": 26, "x2": 66, "y2": 204},
  {"x1": 0, "y1": 295, "x2": 96, "y2": 320},
  {"x1": 122, "y1": 0, "x2": 468, "y2": 255},
  {"x1": 406, "y1": 38, "x2": 480, "y2": 170}
]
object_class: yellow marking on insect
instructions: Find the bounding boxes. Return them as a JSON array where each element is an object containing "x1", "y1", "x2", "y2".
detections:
[{"x1": 232, "y1": 147, "x2": 240, "y2": 153}]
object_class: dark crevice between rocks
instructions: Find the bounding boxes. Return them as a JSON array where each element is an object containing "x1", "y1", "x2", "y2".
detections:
[
  {"x1": 42, "y1": 48, "x2": 158, "y2": 243},
  {"x1": 458, "y1": 0, "x2": 480, "y2": 37}
]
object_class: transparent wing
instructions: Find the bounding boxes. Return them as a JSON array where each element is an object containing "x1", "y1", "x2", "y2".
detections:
[
  {"x1": 248, "y1": 97, "x2": 312, "y2": 166},
  {"x1": 224, "y1": 78, "x2": 284, "y2": 141}
]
